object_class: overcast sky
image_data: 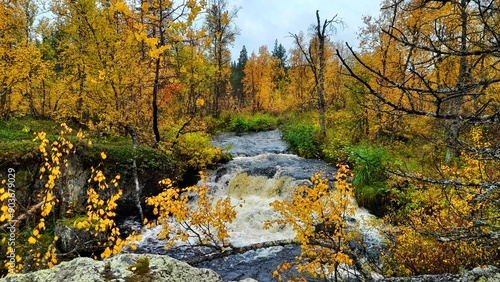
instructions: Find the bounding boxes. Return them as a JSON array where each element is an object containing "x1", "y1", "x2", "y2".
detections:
[{"x1": 228, "y1": 0, "x2": 382, "y2": 60}]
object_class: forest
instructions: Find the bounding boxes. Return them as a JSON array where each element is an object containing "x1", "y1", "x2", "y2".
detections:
[{"x1": 0, "y1": 0, "x2": 499, "y2": 281}]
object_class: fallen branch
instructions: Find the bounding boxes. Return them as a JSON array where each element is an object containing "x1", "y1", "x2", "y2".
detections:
[
  {"x1": 186, "y1": 239, "x2": 297, "y2": 265},
  {"x1": 1, "y1": 196, "x2": 56, "y2": 230}
]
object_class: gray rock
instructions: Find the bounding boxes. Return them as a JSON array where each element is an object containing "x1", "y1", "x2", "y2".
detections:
[
  {"x1": 0, "y1": 254, "x2": 222, "y2": 282},
  {"x1": 461, "y1": 265, "x2": 500, "y2": 282},
  {"x1": 377, "y1": 265, "x2": 500, "y2": 282},
  {"x1": 54, "y1": 222, "x2": 108, "y2": 254}
]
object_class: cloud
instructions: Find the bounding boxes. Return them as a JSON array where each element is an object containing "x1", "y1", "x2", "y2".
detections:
[{"x1": 230, "y1": 0, "x2": 381, "y2": 59}]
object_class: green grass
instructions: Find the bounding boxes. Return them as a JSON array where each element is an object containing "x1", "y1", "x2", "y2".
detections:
[
  {"x1": 0, "y1": 117, "x2": 65, "y2": 141},
  {"x1": 0, "y1": 117, "x2": 174, "y2": 176}
]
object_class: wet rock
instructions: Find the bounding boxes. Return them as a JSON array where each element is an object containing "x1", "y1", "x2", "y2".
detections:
[{"x1": 54, "y1": 221, "x2": 107, "y2": 254}]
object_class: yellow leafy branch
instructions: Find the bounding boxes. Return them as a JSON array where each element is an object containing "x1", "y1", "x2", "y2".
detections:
[
  {"x1": 75, "y1": 169, "x2": 141, "y2": 259},
  {"x1": 265, "y1": 165, "x2": 357, "y2": 281},
  {"x1": 145, "y1": 171, "x2": 237, "y2": 251}
]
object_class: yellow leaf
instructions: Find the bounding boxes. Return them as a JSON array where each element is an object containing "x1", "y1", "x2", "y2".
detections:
[
  {"x1": 100, "y1": 152, "x2": 107, "y2": 160},
  {"x1": 28, "y1": 236, "x2": 37, "y2": 244}
]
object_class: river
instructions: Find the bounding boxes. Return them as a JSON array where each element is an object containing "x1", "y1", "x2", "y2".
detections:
[{"x1": 133, "y1": 130, "x2": 380, "y2": 282}]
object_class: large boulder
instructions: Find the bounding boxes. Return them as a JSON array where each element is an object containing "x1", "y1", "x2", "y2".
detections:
[{"x1": 0, "y1": 254, "x2": 222, "y2": 282}]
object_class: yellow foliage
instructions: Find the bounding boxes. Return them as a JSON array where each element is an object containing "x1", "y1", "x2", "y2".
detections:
[
  {"x1": 384, "y1": 226, "x2": 495, "y2": 276},
  {"x1": 74, "y1": 167, "x2": 141, "y2": 259},
  {"x1": 384, "y1": 127, "x2": 500, "y2": 275},
  {"x1": 265, "y1": 165, "x2": 357, "y2": 280},
  {"x1": 1, "y1": 124, "x2": 141, "y2": 275},
  {"x1": 28, "y1": 237, "x2": 37, "y2": 244},
  {"x1": 145, "y1": 172, "x2": 237, "y2": 250}
]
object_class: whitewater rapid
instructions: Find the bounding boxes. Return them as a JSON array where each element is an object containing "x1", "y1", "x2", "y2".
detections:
[{"x1": 133, "y1": 129, "x2": 381, "y2": 282}]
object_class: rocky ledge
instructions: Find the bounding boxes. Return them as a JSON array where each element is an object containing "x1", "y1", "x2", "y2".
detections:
[
  {"x1": 0, "y1": 254, "x2": 224, "y2": 282},
  {"x1": 1, "y1": 253, "x2": 497, "y2": 282},
  {"x1": 377, "y1": 265, "x2": 500, "y2": 282}
]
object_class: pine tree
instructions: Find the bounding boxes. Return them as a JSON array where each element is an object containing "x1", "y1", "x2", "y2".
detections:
[{"x1": 230, "y1": 45, "x2": 247, "y2": 106}]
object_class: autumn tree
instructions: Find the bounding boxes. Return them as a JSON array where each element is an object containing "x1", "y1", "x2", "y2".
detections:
[
  {"x1": 340, "y1": 0, "x2": 500, "y2": 160},
  {"x1": 287, "y1": 33, "x2": 316, "y2": 110},
  {"x1": 204, "y1": 0, "x2": 239, "y2": 117},
  {"x1": 338, "y1": 0, "x2": 500, "y2": 273},
  {"x1": 242, "y1": 47, "x2": 277, "y2": 112},
  {"x1": 167, "y1": 26, "x2": 212, "y2": 118},
  {"x1": 0, "y1": 0, "x2": 51, "y2": 119},
  {"x1": 47, "y1": 0, "x2": 151, "y2": 129},
  {"x1": 145, "y1": 172, "x2": 236, "y2": 251},
  {"x1": 271, "y1": 39, "x2": 289, "y2": 103},
  {"x1": 136, "y1": 0, "x2": 205, "y2": 142},
  {"x1": 265, "y1": 165, "x2": 372, "y2": 281},
  {"x1": 291, "y1": 10, "x2": 342, "y2": 135}
]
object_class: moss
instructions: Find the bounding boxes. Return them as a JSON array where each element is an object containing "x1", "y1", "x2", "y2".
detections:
[
  {"x1": 126, "y1": 256, "x2": 152, "y2": 282},
  {"x1": 0, "y1": 140, "x2": 39, "y2": 166},
  {"x1": 134, "y1": 256, "x2": 150, "y2": 275},
  {"x1": 57, "y1": 215, "x2": 89, "y2": 227},
  {"x1": 75, "y1": 141, "x2": 175, "y2": 180},
  {"x1": 102, "y1": 261, "x2": 113, "y2": 281}
]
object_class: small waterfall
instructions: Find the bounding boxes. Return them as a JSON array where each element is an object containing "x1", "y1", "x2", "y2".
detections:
[{"x1": 134, "y1": 130, "x2": 382, "y2": 282}]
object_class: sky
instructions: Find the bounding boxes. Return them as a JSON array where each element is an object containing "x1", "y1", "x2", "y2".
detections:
[{"x1": 228, "y1": 0, "x2": 382, "y2": 60}]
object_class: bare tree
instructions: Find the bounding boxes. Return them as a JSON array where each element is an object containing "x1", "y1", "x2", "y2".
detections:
[
  {"x1": 205, "y1": 0, "x2": 239, "y2": 117},
  {"x1": 337, "y1": 0, "x2": 500, "y2": 243},
  {"x1": 291, "y1": 10, "x2": 342, "y2": 136}
]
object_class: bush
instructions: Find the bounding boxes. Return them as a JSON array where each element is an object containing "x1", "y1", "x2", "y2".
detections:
[
  {"x1": 229, "y1": 113, "x2": 279, "y2": 132},
  {"x1": 348, "y1": 145, "x2": 389, "y2": 213},
  {"x1": 282, "y1": 124, "x2": 322, "y2": 159},
  {"x1": 384, "y1": 227, "x2": 497, "y2": 276},
  {"x1": 322, "y1": 138, "x2": 350, "y2": 164},
  {"x1": 174, "y1": 132, "x2": 222, "y2": 169}
]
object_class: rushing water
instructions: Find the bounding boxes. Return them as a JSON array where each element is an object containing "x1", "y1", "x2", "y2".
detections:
[{"x1": 134, "y1": 130, "x2": 380, "y2": 282}]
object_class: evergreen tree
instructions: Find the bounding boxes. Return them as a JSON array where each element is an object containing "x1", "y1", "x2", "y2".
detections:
[
  {"x1": 271, "y1": 39, "x2": 289, "y2": 97},
  {"x1": 230, "y1": 45, "x2": 248, "y2": 106},
  {"x1": 271, "y1": 39, "x2": 288, "y2": 70}
]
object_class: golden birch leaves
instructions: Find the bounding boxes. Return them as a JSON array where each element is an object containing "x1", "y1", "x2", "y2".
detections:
[
  {"x1": 265, "y1": 165, "x2": 357, "y2": 281},
  {"x1": 145, "y1": 171, "x2": 236, "y2": 250}
]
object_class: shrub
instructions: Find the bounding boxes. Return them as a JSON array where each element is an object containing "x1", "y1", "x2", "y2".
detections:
[
  {"x1": 384, "y1": 227, "x2": 497, "y2": 276},
  {"x1": 229, "y1": 113, "x2": 279, "y2": 132},
  {"x1": 174, "y1": 132, "x2": 222, "y2": 169},
  {"x1": 322, "y1": 138, "x2": 350, "y2": 164},
  {"x1": 348, "y1": 145, "x2": 389, "y2": 212},
  {"x1": 282, "y1": 124, "x2": 322, "y2": 159}
]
